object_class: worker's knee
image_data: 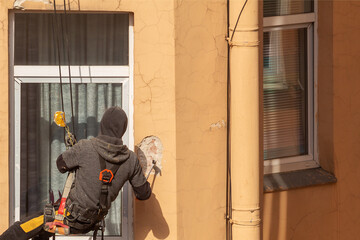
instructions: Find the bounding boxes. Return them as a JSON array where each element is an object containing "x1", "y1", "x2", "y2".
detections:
[{"x1": 0, "y1": 221, "x2": 28, "y2": 240}]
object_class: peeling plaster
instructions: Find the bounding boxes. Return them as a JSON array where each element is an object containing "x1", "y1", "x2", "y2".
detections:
[
  {"x1": 13, "y1": 0, "x2": 50, "y2": 9},
  {"x1": 136, "y1": 136, "x2": 163, "y2": 177},
  {"x1": 210, "y1": 120, "x2": 226, "y2": 130}
]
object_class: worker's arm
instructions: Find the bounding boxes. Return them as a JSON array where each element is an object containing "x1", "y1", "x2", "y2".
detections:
[
  {"x1": 56, "y1": 141, "x2": 81, "y2": 173},
  {"x1": 56, "y1": 154, "x2": 68, "y2": 173},
  {"x1": 133, "y1": 182, "x2": 151, "y2": 200},
  {"x1": 130, "y1": 156, "x2": 151, "y2": 200}
]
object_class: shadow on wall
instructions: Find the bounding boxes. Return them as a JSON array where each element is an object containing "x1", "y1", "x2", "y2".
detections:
[
  {"x1": 134, "y1": 140, "x2": 168, "y2": 239},
  {"x1": 134, "y1": 193, "x2": 170, "y2": 240}
]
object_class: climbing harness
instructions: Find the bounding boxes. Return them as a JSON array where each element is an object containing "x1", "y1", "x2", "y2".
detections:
[
  {"x1": 44, "y1": 112, "x2": 76, "y2": 236},
  {"x1": 51, "y1": 154, "x2": 121, "y2": 240}
]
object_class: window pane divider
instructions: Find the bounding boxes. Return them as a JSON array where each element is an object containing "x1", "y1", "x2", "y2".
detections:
[
  {"x1": 14, "y1": 77, "x2": 129, "y2": 84},
  {"x1": 14, "y1": 65, "x2": 130, "y2": 78},
  {"x1": 264, "y1": 12, "x2": 315, "y2": 28}
]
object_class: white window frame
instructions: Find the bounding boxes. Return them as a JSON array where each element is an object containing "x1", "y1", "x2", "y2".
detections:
[
  {"x1": 263, "y1": 4, "x2": 319, "y2": 174},
  {"x1": 9, "y1": 12, "x2": 135, "y2": 240}
]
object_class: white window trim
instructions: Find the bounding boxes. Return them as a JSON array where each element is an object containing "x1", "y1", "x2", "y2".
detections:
[
  {"x1": 263, "y1": 6, "x2": 319, "y2": 174},
  {"x1": 263, "y1": 13, "x2": 315, "y2": 28},
  {"x1": 14, "y1": 65, "x2": 130, "y2": 78},
  {"x1": 9, "y1": 12, "x2": 134, "y2": 240}
]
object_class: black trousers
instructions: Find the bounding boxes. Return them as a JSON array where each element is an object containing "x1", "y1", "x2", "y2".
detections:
[{"x1": 0, "y1": 211, "x2": 54, "y2": 240}]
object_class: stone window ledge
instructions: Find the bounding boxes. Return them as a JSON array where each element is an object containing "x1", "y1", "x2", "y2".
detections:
[{"x1": 264, "y1": 167, "x2": 337, "y2": 193}]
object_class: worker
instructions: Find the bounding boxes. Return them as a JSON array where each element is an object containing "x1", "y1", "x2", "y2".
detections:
[{"x1": 0, "y1": 106, "x2": 151, "y2": 239}]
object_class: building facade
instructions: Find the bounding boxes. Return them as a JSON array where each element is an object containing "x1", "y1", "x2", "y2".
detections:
[{"x1": 0, "y1": 0, "x2": 359, "y2": 239}]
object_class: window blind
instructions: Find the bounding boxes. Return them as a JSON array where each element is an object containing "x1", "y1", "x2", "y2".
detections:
[
  {"x1": 263, "y1": 28, "x2": 308, "y2": 160},
  {"x1": 263, "y1": 0, "x2": 313, "y2": 17}
]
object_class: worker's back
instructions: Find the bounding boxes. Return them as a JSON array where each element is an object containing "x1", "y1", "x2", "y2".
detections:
[
  {"x1": 60, "y1": 107, "x2": 151, "y2": 234},
  {"x1": 63, "y1": 136, "x2": 145, "y2": 211}
]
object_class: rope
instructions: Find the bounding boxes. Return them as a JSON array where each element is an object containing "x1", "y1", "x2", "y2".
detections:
[
  {"x1": 52, "y1": 0, "x2": 65, "y2": 113},
  {"x1": 53, "y1": 0, "x2": 76, "y2": 138},
  {"x1": 229, "y1": 0, "x2": 249, "y2": 43},
  {"x1": 226, "y1": 0, "x2": 232, "y2": 239},
  {"x1": 50, "y1": 0, "x2": 63, "y2": 193},
  {"x1": 62, "y1": 0, "x2": 76, "y2": 134}
]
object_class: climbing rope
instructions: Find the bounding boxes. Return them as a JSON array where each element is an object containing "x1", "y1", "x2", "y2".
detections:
[
  {"x1": 52, "y1": 0, "x2": 76, "y2": 137},
  {"x1": 44, "y1": 1, "x2": 79, "y2": 237},
  {"x1": 61, "y1": 0, "x2": 76, "y2": 133}
]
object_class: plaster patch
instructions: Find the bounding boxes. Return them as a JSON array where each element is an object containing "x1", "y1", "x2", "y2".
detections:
[
  {"x1": 136, "y1": 136, "x2": 163, "y2": 177},
  {"x1": 210, "y1": 120, "x2": 226, "y2": 130},
  {"x1": 13, "y1": 0, "x2": 50, "y2": 9}
]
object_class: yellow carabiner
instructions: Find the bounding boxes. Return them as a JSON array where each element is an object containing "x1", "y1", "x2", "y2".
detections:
[{"x1": 54, "y1": 111, "x2": 66, "y2": 127}]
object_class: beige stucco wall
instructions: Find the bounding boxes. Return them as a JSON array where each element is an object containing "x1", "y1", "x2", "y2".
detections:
[
  {"x1": 332, "y1": 1, "x2": 360, "y2": 239},
  {"x1": 175, "y1": 0, "x2": 227, "y2": 239},
  {"x1": 263, "y1": 1, "x2": 360, "y2": 239},
  {"x1": 3, "y1": 0, "x2": 360, "y2": 239}
]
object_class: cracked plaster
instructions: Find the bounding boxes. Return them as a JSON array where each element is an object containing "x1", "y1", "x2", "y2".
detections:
[{"x1": 175, "y1": 0, "x2": 227, "y2": 239}]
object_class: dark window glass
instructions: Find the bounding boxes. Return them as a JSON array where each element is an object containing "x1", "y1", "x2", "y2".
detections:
[{"x1": 15, "y1": 13, "x2": 129, "y2": 65}]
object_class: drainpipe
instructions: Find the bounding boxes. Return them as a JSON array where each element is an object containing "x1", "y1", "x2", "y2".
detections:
[{"x1": 228, "y1": 0, "x2": 261, "y2": 239}]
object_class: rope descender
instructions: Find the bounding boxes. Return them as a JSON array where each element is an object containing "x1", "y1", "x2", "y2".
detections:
[{"x1": 54, "y1": 111, "x2": 77, "y2": 147}]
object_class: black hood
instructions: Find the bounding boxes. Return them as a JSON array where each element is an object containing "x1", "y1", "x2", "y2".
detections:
[
  {"x1": 92, "y1": 106, "x2": 130, "y2": 163},
  {"x1": 99, "y1": 106, "x2": 128, "y2": 139}
]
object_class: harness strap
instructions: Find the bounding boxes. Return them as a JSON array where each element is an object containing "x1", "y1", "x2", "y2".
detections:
[
  {"x1": 92, "y1": 220, "x2": 105, "y2": 240},
  {"x1": 98, "y1": 155, "x2": 121, "y2": 211}
]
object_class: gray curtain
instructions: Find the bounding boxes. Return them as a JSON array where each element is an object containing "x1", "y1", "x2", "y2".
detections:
[{"x1": 21, "y1": 82, "x2": 123, "y2": 235}]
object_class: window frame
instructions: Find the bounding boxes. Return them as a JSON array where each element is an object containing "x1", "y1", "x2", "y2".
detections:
[
  {"x1": 9, "y1": 11, "x2": 134, "y2": 240},
  {"x1": 263, "y1": 4, "x2": 319, "y2": 174}
]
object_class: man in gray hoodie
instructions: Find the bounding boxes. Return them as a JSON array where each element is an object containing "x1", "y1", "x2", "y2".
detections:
[{"x1": 0, "y1": 106, "x2": 151, "y2": 239}]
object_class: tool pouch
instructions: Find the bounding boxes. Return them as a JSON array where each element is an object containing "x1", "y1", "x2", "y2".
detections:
[{"x1": 44, "y1": 203, "x2": 55, "y2": 224}]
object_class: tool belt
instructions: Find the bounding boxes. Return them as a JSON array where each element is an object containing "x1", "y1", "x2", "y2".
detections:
[
  {"x1": 43, "y1": 199, "x2": 107, "y2": 235},
  {"x1": 64, "y1": 198, "x2": 108, "y2": 232}
]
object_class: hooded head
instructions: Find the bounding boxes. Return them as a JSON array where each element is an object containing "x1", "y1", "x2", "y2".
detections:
[
  {"x1": 93, "y1": 106, "x2": 130, "y2": 163},
  {"x1": 99, "y1": 106, "x2": 128, "y2": 139}
]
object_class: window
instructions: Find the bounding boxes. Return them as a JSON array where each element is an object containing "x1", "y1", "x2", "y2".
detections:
[
  {"x1": 263, "y1": 0, "x2": 318, "y2": 174},
  {"x1": 9, "y1": 12, "x2": 134, "y2": 239}
]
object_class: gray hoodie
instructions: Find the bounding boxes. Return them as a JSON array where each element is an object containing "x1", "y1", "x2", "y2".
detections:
[{"x1": 59, "y1": 107, "x2": 151, "y2": 211}]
